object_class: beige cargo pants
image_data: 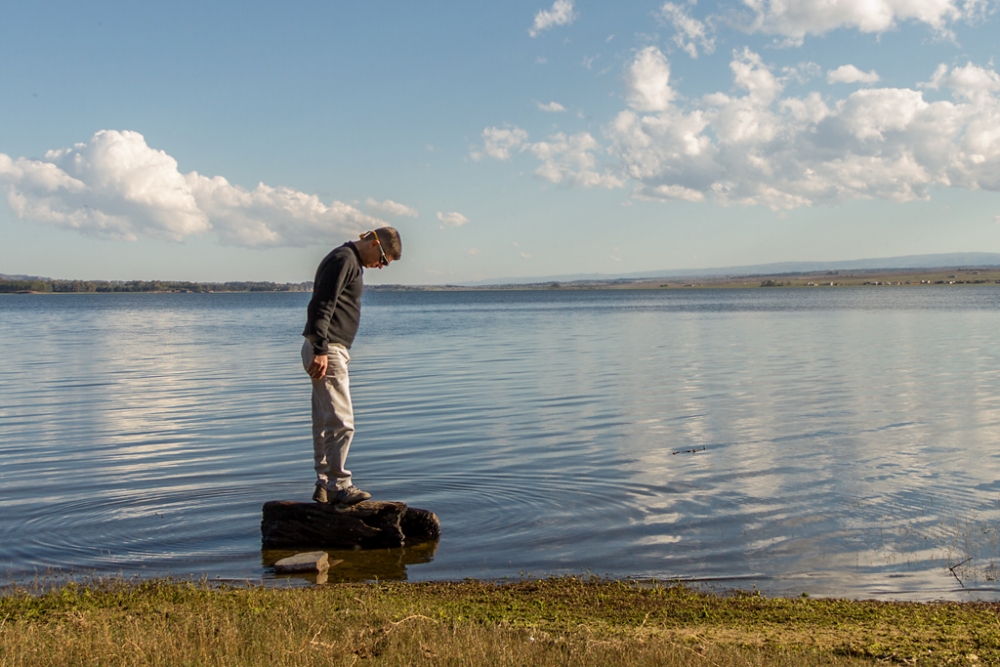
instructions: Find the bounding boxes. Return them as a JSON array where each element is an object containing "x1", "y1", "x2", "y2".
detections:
[{"x1": 301, "y1": 339, "x2": 354, "y2": 492}]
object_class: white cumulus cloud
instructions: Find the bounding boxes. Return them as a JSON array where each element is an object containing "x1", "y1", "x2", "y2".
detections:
[
  {"x1": 605, "y1": 53, "x2": 1000, "y2": 208},
  {"x1": 365, "y1": 197, "x2": 419, "y2": 217},
  {"x1": 0, "y1": 130, "x2": 385, "y2": 247},
  {"x1": 741, "y1": 0, "x2": 984, "y2": 42},
  {"x1": 437, "y1": 211, "x2": 469, "y2": 229},
  {"x1": 922, "y1": 62, "x2": 1000, "y2": 99},
  {"x1": 529, "y1": 0, "x2": 577, "y2": 37},
  {"x1": 189, "y1": 175, "x2": 379, "y2": 248},
  {"x1": 476, "y1": 48, "x2": 1000, "y2": 212},
  {"x1": 626, "y1": 46, "x2": 676, "y2": 112},
  {"x1": 0, "y1": 130, "x2": 208, "y2": 242},
  {"x1": 827, "y1": 64, "x2": 881, "y2": 85}
]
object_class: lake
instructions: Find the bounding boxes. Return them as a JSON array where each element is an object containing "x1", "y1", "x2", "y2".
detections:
[{"x1": 1, "y1": 287, "x2": 999, "y2": 600}]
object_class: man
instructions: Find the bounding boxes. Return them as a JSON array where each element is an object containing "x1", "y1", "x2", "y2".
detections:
[{"x1": 301, "y1": 227, "x2": 402, "y2": 506}]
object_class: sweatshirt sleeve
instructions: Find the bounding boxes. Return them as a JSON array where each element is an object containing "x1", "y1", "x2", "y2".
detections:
[{"x1": 304, "y1": 252, "x2": 358, "y2": 355}]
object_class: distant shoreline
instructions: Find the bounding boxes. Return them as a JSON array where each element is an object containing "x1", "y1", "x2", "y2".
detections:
[
  {"x1": 0, "y1": 278, "x2": 312, "y2": 295},
  {"x1": 377, "y1": 265, "x2": 1000, "y2": 290},
  {"x1": 3, "y1": 266, "x2": 1000, "y2": 294}
]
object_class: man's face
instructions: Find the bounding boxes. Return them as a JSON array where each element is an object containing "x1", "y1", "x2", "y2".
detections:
[{"x1": 360, "y1": 232, "x2": 392, "y2": 270}]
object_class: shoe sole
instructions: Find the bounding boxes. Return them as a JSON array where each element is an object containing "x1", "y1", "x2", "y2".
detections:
[{"x1": 337, "y1": 494, "x2": 371, "y2": 507}]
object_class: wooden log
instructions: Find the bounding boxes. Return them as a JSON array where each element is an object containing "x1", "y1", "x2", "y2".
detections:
[
  {"x1": 261, "y1": 501, "x2": 404, "y2": 549},
  {"x1": 400, "y1": 506, "x2": 441, "y2": 543},
  {"x1": 261, "y1": 500, "x2": 440, "y2": 550}
]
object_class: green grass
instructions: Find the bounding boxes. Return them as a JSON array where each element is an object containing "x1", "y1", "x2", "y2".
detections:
[{"x1": 1, "y1": 577, "x2": 997, "y2": 666}]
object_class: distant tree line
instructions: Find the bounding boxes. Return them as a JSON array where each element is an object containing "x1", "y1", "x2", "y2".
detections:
[{"x1": 0, "y1": 279, "x2": 313, "y2": 293}]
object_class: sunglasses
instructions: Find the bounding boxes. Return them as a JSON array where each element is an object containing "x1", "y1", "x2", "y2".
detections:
[{"x1": 371, "y1": 230, "x2": 390, "y2": 267}]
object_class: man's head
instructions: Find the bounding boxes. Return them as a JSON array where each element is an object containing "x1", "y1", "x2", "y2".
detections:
[{"x1": 357, "y1": 227, "x2": 402, "y2": 269}]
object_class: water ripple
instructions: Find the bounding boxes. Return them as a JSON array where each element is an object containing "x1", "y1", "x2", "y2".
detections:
[{"x1": 2, "y1": 289, "x2": 1000, "y2": 599}]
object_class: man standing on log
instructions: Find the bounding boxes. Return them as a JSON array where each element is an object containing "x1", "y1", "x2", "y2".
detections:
[{"x1": 302, "y1": 228, "x2": 402, "y2": 506}]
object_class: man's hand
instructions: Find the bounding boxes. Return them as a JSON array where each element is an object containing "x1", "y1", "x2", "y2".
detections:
[{"x1": 307, "y1": 354, "x2": 329, "y2": 380}]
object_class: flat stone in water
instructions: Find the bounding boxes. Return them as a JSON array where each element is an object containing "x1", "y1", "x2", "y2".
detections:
[{"x1": 274, "y1": 551, "x2": 330, "y2": 574}]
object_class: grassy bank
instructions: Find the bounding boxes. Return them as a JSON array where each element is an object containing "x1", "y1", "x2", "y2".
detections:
[{"x1": 1, "y1": 577, "x2": 997, "y2": 666}]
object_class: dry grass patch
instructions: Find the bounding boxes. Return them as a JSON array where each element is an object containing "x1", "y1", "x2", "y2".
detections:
[{"x1": 0, "y1": 577, "x2": 996, "y2": 666}]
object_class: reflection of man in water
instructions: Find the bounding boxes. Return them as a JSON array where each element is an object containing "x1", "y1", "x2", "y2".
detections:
[{"x1": 301, "y1": 228, "x2": 402, "y2": 506}]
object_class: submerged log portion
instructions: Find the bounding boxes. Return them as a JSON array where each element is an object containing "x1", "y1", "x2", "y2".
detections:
[{"x1": 261, "y1": 500, "x2": 440, "y2": 550}]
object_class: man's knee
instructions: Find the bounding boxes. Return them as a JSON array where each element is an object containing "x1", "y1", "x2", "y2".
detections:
[{"x1": 326, "y1": 423, "x2": 355, "y2": 440}]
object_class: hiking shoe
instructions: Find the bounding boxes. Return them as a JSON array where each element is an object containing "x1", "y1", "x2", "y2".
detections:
[
  {"x1": 334, "y1": 486, "x2": 371, "y2": 506},
  {"x1": 312, "y1": 484, "x2": 328, "y2": 504}
]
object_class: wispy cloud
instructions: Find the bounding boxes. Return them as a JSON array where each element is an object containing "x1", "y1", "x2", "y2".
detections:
[
  {"x1": 473, "y1": 125, "x2": 623, "y2": 189},
  {"x1": 537, "y1": 101, "x2": 567, "y2": 113},
  {"x1": 525, "y1": 132, "x2": 624, "y2": 188},
  {"x1": 529, "y1": 0, "x2": 577, "y2": 37},
  {"x1": 0, "y1": 130, "x2": 383, "y2": 247},
  {"x1": 437, "y1": 211, "x2": 469, "y2": 229},
  {"x1": 513, "y1": 242, "x2": 532, "y2": 259},
  {"x1": 365, "y1": 197, "x2": 419, "y2": 217},
  {"x1": 650, "y1": 0, "x2": 984, "y2": 51},
  {"x1": 470, "y1": 126, "x2": 529, "y2": 161},
  {"x1": 660, "y1": 2, "x2": 715, "y2": 58}
]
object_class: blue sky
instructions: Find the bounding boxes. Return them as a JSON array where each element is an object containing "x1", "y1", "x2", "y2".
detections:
[{"x1": 2, "y1": 0, "x2": 999, "y2": 284}]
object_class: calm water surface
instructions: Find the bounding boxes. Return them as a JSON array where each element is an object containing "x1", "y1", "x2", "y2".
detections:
[{"x1": 2, "y1": 288, "x2": 1000, "y2": 600}]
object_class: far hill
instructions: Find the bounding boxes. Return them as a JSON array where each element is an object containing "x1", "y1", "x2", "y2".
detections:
[{"x1": 463, "y1": 252, "x2": 1000, "y2": 286}]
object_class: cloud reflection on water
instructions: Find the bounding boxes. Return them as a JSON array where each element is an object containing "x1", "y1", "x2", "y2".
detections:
[{"x1": 2, "y1": 289, "x2": 1000, "y2": 600}]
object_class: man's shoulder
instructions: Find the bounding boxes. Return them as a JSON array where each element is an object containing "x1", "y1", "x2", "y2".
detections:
[
  {"x1": 325, "y1": 243, "x2": 354, "y2": 259},
  {"x1": 320, "y1": 243, "x2": 361, "y2": 270}
]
